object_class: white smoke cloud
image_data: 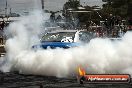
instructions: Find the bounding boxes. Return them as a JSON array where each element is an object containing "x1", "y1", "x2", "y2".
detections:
[{"x1": 0, "y1": 10, "x2": 132, "y2": 77}]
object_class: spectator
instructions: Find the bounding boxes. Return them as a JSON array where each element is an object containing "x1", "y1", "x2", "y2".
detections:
[
  {"x1": 50, "y1": 12, "x2": 55, "y2": 22},
  {"x1": 115, "y1": 15, "x2": 122, "y2": 25},
  {"x1": 108, "y1": 14, "x2": 115, "y2": 27},
  {"x1": 0, "y1": 21, "x2": 5, "y2": 30}
]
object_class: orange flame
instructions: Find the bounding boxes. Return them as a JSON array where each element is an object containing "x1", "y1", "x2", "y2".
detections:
[{"x1": 78, "y1": 67, "x2": 86, "y2": 76}]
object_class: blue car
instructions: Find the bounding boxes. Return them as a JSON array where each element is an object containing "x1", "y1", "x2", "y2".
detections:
[{"x1": 32, "y1": 30, "x2": 96, "y2": 49}]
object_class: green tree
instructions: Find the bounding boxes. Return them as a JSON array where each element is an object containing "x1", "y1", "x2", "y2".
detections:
[{"x1": 102, "y1": 0, "x2": 132, "y2": 18}]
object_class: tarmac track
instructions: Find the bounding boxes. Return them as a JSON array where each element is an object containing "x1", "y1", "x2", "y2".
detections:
[
  {"x1": 0, "y1": 71, "x2": 132, "y2": 88},
  {"x1": 0, "y1": 47, "x2": 132, "y2": 88}
]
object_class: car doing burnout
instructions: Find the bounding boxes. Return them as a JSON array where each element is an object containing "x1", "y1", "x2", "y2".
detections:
[{"x1": 32, "y1": 30, "x2": 96, "y2": 49}]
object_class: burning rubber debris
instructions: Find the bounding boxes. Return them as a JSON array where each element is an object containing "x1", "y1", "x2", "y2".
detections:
[{"x1": 0, "y1": 11, "x2": 132, "y2": 78}]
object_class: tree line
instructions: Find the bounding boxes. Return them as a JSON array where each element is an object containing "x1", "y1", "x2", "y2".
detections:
[{"x1": 102, "y1": 0, "x2": 132, "y2": 18}]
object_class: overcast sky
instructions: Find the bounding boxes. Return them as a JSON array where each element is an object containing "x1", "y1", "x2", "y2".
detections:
[{"x1": 0, "y1": 0, "x2": 104, "y2": 15}]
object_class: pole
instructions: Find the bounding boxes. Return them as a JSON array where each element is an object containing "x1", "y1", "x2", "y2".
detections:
[
  {"x1": 5, "y1": 0, "x2": 7, "y2": 17},
  {"x1": 41, "y1": 0, "x2": 44, "y2": 10}
]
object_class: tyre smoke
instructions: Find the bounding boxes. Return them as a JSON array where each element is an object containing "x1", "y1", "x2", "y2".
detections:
[{"x1": 0, "y1": 11, "x2": 132, "y2": 77}]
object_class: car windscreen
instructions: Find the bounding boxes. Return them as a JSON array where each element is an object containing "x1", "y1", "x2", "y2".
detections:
[{"x1": 41, "y1": 32, "x2": 75, "y2": 42}]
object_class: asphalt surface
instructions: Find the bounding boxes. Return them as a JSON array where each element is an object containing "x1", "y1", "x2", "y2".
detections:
[
  {"x1": 0, "y1": 44, "x2": 132, "y2": 88},
  {"x1": 0, "y1": 71, "x2": 132, "y2": 88}
]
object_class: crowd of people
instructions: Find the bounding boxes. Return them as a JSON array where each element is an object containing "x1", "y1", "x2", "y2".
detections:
[
  {"x1": 0, "y1": 14, "x2": 131, "y2": 39},
  {"x1": 49, "y1": 13, "x2": 128, "y2": 38},
  {"x1": 94, "y1": 14, "x2": 127, "y2": 38},
  {"x1": 75, "y1": 14, "x2": 128, "y2": 38}
]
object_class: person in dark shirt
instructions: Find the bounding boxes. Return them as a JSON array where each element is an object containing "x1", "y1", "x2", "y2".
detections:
[
  {"x1": 105, "y1": 14, "x2": 116, "y2": 36},
  {"x1": 50, "y1": 12, "x2": 55, "y2": 22},
  {"x1": 0, "y1": 21, "x2": 5, "y2": 30}
]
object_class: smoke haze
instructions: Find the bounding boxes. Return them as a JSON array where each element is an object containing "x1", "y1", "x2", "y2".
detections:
[{"x1": 0, "y1": 11, "x2": 132, "y2": 77}]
